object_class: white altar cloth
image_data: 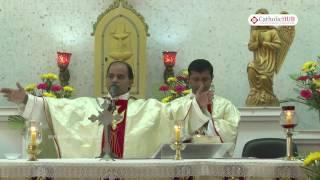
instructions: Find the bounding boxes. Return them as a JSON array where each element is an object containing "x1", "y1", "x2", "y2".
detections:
[{"x1": 0, "y1": 158, "x2": 306, "y2": 178}]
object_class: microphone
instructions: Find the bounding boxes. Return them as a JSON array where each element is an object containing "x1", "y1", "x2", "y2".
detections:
[
  {"x1": 208, "y1": 85, "x2": 214, "y2": 114},
  {"x1": 109, "y1": 84, "x2": 119, "y2": 98},
  {"x1": 109, "y1": 84, "x2": 119, "y2": 112}
]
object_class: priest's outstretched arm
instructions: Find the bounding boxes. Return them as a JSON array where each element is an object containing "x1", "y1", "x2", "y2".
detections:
[{"x1": 1, "y1": 84, "x2": 105, "y2": 158}]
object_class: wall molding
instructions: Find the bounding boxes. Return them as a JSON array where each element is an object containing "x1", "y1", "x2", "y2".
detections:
[
  {"x1": 238, "y1": 107, "x2": 281, "y2": 121},
  {"x1": 295, "y1": 130, "x2": 320, "y2": 144},
  {"x1": 0, "y1": 106, "x2": 18, "y2": 121}
]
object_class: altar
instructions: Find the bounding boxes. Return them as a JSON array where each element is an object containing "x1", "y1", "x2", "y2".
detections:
[{"x1": 0, "y1": 158, "x2": 307, "y2": 179}]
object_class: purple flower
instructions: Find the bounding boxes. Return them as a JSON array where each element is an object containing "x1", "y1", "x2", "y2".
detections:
[
  {"x1": 37, "y1": 83, "x2": 48, "y2": 90},
  {"x1": 51, "y1": 84, "x2": 62, "y2": 92},
  {"x1": 174, "y1": 85, "x2": 186, "y2": 93},
  {"x1": 159, "y1": 85, "x2": 169, "y2": 92},
  {"x1": 300, "y1": 89, "x2": 312, "y2": 100},
  {"x1": 297, "y1": 75, "x2": 309, "y2": 81}
]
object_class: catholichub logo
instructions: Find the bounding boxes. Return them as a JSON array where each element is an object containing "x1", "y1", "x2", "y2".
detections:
[{"x1": 248, "y1": 14, "x2": 298, "y2": 26}]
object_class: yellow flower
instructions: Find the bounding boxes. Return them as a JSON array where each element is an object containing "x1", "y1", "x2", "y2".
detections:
[
  {"x1": 302, "y1": 61, "x2": 317, "y2": 73},
  {"x1": 182, "y1": 89, "x2": 191, "y2": 95},
  {"x1": 181, "y1": 69, "x2": 188, "y2": 76},
  {"x1": 63, "y1": 86, "x2": 74, "y2": 92},
  {"x1": 41, "y1": 73, "x2": 58, "y2": 81},
  {"x1": 46, "y1": 73, "x2": 58, "y2": 80},
  {"x1": 161, "y1": 96, "x2": 172, "y2": 103},
  {"x1": 43, "y1": 92, "x2": 56, "y2": 98},
  {"x1": 25, "y1": 83, "x2": 36, "y2": 92},
  {"x1": 40, "y1": 74, "x2": 49, "y2": 80},
  {"x1": 313, "y1": 79, "x2": 320, "y2": 88},
  {"x1": 304, "y1": 151, "x2": 320, "y2": 166},
  {"x1": 167, "y1": 77, "x2": 177, "y2": 83}
]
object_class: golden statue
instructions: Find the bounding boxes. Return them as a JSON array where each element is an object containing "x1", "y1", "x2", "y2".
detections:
[{"x1": 246, "y1": 8, "x2": 295, "y2": 106}]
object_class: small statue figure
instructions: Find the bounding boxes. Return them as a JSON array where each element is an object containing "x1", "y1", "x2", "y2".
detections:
[{"x1": 246, "y1": 8, "x2": 295, "y2": 106}]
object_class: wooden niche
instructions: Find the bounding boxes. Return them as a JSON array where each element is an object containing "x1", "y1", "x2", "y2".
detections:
[{"x1": 92, "y1": 0, "x2": 149, "y2": 98}]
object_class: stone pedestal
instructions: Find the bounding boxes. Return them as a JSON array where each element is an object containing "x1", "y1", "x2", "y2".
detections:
[{"x1": 233, "y1": 107, "x2": 283, "y2": 157}]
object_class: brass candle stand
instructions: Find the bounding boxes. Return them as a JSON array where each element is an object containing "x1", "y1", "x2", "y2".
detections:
[
  {"x1": 27, "y1": 143, "x2": 40, "y2": 161},
  {"x1": 284, "y1": 126, "x2": 295, "y2": 160},
  {"x1": 280, "y1": 106, "x2": 297, "y2": 161},
  {"x1": 170, "y1": 141, "x2": 185, "y2": 160}
]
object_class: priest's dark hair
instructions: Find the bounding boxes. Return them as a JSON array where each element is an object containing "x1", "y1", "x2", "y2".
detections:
[
  {"x1": 107, "y1": 61, "x2": 134, "y2": 80},
  {"x1": 188, "y1": 59, "x2": 214, "y2": 78}
]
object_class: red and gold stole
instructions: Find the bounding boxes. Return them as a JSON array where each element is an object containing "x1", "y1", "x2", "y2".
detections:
[
  {"x1": 101, "y1": 99, "x2": 128, "y2": 159},
  {"x1": 109, "y1": 99, "x2": 128, "y2": 158}
]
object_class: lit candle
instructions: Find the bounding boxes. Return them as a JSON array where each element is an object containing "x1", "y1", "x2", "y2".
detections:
[
  {"x1": 285, "y1": 111, "x2": 293, "y2": 124},
  {"x1": 30, "y1": 127, "x2": 37, "y2": 144},
  {"x1": 174, "y1": 125, "x2": 181, "y2": 142}
]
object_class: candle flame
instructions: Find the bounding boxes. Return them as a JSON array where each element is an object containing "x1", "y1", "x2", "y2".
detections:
[{"x1": 30, "y1": 126, "x2": 37, "y2": 131}]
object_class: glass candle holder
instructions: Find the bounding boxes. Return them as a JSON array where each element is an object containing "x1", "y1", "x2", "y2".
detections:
[
  {"x1": 26, "y1": 120, "x2": 42, "y2": 161},
  {"x1": 26, "y1": 120, "x2": 42, "y2": 145},
  {"x1": 280, "y1": 106, "x2": 298, "y2": 128}
]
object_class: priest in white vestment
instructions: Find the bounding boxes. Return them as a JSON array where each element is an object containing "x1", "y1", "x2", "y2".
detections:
[
  {"x1": 174, "y1": 59, "x2": 240, "y2": 154},
  {"x1": 181, "y1": 59, "x2": 240, "y2": 180}
]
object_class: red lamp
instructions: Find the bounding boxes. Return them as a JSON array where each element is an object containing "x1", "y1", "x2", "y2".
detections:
[
  {"x1": 57, "y1": 52, "x2": 72, "y2": 69},
  {"x1": 162, "y1": 51, "x2": 177, "y2": 83},
  {"x1": 56, "y1": 52, "x2": 72, "y2": 86},
  {"x1": 163, "y1": 51, "x2": 177, "y2": 66}
]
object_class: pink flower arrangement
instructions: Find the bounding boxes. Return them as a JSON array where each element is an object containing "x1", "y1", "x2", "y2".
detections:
[
  {"x1": 25, "y1": 73, "x2": 74, "y2": 98},
  {"x1": 285, "y1": 56, "x2": 320, "y2": 110},
  {"x1": 159, "y1": 70, "x2": 191, "y2": 103}
]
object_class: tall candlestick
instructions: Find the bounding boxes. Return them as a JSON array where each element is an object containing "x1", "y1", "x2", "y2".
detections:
[{"x1": 280, "y1": 106, "x2": 297, "y2": 160}]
